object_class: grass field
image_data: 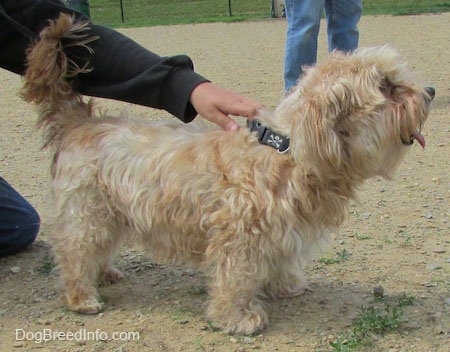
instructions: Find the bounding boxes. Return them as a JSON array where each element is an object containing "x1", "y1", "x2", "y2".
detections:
[{"x1": 87, "y1": 0, "x2": 450, "y2": 28}]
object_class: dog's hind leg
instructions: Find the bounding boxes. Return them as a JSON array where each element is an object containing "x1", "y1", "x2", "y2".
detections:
[
  {"x1": 55, "y1": 227, "x2": 124, "y2": 313},
  {"x1": 51, "y1": 196, "x2": 122, "y2": 314},
  {"x1": 53, "y1": 231, "x2": 104, "y2": 314}
]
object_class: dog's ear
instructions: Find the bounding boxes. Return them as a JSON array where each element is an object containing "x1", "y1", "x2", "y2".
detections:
[
  {"x1": 290, "y1": 77, "x2": 359, "y2": 175},
  {"x1": 293, "y1": 104, "x2": 342, "y2": 176}
]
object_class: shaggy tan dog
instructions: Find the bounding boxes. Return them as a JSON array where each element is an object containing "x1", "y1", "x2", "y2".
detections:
[{"x1": 22, "y1": 15, "x2": 434, "y2": 335}]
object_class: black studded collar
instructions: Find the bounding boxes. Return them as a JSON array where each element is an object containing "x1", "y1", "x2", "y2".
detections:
[{"x1": 246, "y1": 119, "x2": 290, "y2": 154}]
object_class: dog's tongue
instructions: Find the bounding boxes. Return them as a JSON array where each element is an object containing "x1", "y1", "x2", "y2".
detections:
[{"x1": 413, "y1": 131, "x2": 426, "y2": 149}]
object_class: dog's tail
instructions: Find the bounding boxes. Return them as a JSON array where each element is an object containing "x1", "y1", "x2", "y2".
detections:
[{"x1": 21, "y1": 13, "x2": 98, "y2": 147}]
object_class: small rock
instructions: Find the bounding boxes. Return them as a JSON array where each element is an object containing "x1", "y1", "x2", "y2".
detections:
[
  {"x1": 434, "y1": 325, "x2": 444, "y2": 334},
  {"x1": 373, "y1": 286, "x2": 384, "y2": 298},
  {"x1": 37, "y1": 318, "x2": 51, "y2": 325},
  {"x1": 426, "y1": 263, "x2": 442, "y2": 271},
  {"x1": 10, "y1": 266, "x2": 21, "y2": 274},
  {"x1": 444, "y1": 298, "x2": 450, "y2": 306},
  {"x1": 421, "y1": 282, "x2": 437, "y2": 287},
  {"x1": 230, "y1": 337, "x2": 238, "y2": 343},
  {"x1": 243, "y1": 337, "x2": 254, "y2": 344},
  {"x1": 433, "y1": 247, "x2": 446, "y2": 253}
]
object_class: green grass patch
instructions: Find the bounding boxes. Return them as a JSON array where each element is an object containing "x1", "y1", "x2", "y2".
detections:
[
  {"x1": 363, "y1": 0, "x2": 450, "y2": 16},
  {"x1": 330, "y1": 293, "x2": 416, "y2": 351},
  {"x1": 355, "y1": 233, "x2": 371, "y2": 241},
  {"x1": 87, "y1": 0, "x2": 450, "y2": 28},
  {"x1": 319, "y1": 249, "x2": 350, "y2": 265},
  {"x1": 89, "y1": 0, "x2": 271, "y2": 27},
  {"x1": 187, "y1": 285, "x2": 208, "y2": 295},
  {"x1": 35, "y1": 254, "x2": 56, "y2": 274}
]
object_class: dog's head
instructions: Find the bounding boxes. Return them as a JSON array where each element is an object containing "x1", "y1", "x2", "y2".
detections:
[{"x1": 276, "y1": 45, "x2": 434, "y2": 181}]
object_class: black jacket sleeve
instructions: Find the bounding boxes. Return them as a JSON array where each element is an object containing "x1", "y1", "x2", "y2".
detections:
[{"x1": 0, "y1": 0, "x2": 208, "y2": 122}]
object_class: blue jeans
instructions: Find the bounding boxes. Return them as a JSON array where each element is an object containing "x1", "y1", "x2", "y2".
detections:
[
  {"x1": 0, "y1": 176, "x2": 40, "y2": 257},
  {"x1": 284, "y1": 0, "x2": 362, "y2": 91}
]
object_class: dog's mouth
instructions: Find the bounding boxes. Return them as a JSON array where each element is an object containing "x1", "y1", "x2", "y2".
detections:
[
  {"x1": 399, "y1": 86, "x2": 434, "y2": 149},
  {"x1": 402, "y1": 130, "x2": 425, "y2": 148}
]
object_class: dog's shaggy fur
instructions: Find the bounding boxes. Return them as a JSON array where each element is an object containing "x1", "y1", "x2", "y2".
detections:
[{"x1": 22, "y1": 14, "x2": 434, "y2": 334}]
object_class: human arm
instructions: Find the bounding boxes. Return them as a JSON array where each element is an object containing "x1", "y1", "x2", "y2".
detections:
[
  {"x1": 0, "y1": 0, "x2": 262, "y2": 127},
  {"x1": 70, "y1": 26, "x2": 262, "y2": 129}
]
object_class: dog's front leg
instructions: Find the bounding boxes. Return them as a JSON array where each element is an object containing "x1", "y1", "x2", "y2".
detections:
[
  {"x1": 264, "y1": 255, "x2": 311, "y2": 299},
  {"x1": 205, "y1": 243, "x2": 269, "y2": 335},
  {"x1": 263, "y1": 240, "x2": 311, "y2": 299}
]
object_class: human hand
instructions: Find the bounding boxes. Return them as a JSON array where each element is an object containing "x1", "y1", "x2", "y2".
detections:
[{"x1": 189, "y1": 82, "x2": 263, "y2": 131}]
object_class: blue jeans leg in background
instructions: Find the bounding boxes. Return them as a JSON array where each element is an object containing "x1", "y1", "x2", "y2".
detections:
[
  {"x1": 0, "y1": 176, "x2": 40, "y2": 257},
  {"x1": 283, "y1": 0, "x2": 362, "y2": 92},
  {"x1": 325, "y1": 0, "x2": 362, "y2": 53},
  {"x1": 284, "y1": 0, "x2": 325, "y2": 91}
]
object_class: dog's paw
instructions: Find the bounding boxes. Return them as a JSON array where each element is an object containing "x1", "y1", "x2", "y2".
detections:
[
  {"x1": 274, "y1": 284, "x2": 312, "y2": 299},
  {"x1": 102, "y1": 267, "x2": 124, "y2": 284},
  {"x1": 265, "y1": 275, "x2": 311, "y2": 300},
  {"x1": 222, "y1": 309, "x2": 269, "y2": 335},
  {"x1": 67, "y1": 298, "x2": 104, "y2": 315}
]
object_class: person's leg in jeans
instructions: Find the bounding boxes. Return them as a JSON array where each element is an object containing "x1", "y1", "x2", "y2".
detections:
[
  {"x1": 325, "y1": 0, "x2": 362, "y2": 52},
  {"x1": 0, "y1": 176, "x2": 40, "y2": 257},
  {"x1": 284, "y1": 0, "x2": 325, "y2": 92}
]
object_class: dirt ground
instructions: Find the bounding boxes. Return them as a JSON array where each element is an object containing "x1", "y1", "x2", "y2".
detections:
[{"x1": 0, "y1": 13, "x2": 449, "y2": 352}]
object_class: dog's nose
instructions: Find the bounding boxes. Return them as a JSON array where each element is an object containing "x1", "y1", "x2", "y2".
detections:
[{"x1": 424, "y1": 86, "x2": 435, "y2": 100}]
